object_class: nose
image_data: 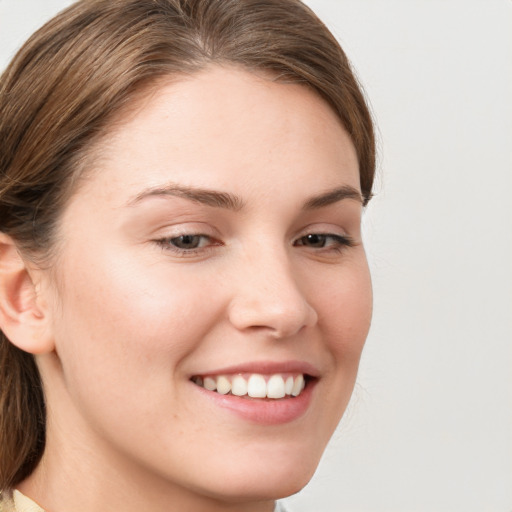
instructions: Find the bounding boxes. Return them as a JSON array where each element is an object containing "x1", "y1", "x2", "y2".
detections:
[{"x1": 227, "y1": 247, "x2": 318, "y2": 339}]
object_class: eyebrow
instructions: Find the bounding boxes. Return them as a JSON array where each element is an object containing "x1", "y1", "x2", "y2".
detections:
[
  {"x1": 302, "y1": 185, "x2": 363, "y2": 209},
  {"x1": 127, "y1": 183, "x2": 362, "y2": 210},
  {"x1": 127, "y1": 184, "x2": 245, "y2": 211}
]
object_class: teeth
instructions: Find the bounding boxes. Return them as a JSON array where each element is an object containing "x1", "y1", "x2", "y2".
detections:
[
  {"x1": 193, "y1": 373, "x2": 308, "y2": 399},
  {"x1": 291, "y1": 375, "x2": 305, "y2": 397},
  {"x1": 231, "y1": 375, "x2": 248, "y2": 396},
  {"x1": 285, "y1": 376, "x2": 294, "y2": 395},
  {"x1": 247, "y1": 374, "x2": 267, "y2": 398},
  {"x1": 204, "y1": 377, "x2": 216, "y2": 391},
  {"x1": 216, "y1": 376, "x2": 231, "y2": 395},
  {"x1": 267, "y1": 375, "x2": 286, "y2": 399}
]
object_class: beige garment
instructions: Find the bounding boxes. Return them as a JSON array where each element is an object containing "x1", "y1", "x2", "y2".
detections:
[{"x1": 0, "y1": 491, "x2": 45, "y2": 512}]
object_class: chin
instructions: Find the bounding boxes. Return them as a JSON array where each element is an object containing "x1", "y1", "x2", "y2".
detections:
[{"x1": 196, "y1": 449, "x2": 321, "y2": 503}]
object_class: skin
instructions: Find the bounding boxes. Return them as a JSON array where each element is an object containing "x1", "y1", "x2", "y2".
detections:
[{"x1": 14, "y1": 66, "x2": 372, "y2": 512}]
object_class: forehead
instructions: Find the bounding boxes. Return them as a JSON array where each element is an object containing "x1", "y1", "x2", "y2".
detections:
[{"x1": 79, "y1": 65, "x2": 360, "y2": 206}]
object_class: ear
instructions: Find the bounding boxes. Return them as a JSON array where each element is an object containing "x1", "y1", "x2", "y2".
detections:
[{"x1": 0, "y1": 233, "x2": 55, "y2": 354}]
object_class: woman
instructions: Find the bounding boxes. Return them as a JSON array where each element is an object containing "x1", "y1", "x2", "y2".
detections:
[{"x1": 0, "y1": 0, "x2": 375, "y2": 511}]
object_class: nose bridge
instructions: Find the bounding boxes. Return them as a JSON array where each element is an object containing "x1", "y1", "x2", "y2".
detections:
[{"x1": 228, "y1": 241, "x2": 318, "y2": 337}]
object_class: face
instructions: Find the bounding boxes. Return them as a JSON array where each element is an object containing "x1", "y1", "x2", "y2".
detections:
[{"x1": 38, "y1": 66, "x2": 372, "y2": 504}]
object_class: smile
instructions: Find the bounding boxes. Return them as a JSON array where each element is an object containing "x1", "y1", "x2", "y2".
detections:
[{"x1": 191, "y1": 373, "x2": 307, "y2": 399}]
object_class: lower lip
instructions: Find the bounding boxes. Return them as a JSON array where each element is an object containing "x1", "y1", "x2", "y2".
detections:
[{"x1": 192, "y1": 379, "x2": 316, "y2": 425}]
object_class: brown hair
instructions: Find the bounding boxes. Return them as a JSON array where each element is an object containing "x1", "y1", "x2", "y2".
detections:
[{"x1": 0, "y1": 0, "x2": 375, "y2": 491}]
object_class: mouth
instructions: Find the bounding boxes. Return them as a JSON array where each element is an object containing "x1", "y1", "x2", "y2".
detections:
[
  {"x1": 190, "y1": 373, "x2": 311, "y2": 400},
  {"x1": 189, "y1": 362, "x2": 319, "y2": 424}
]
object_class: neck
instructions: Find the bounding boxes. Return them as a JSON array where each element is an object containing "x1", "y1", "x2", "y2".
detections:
[{"x1": 19, "y1": 444, "x2": 276, "y2": 512}]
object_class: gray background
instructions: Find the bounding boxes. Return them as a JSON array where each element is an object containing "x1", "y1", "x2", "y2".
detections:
[{"x1": 1, "y1": 1, "x2": 511, "y2": 511}]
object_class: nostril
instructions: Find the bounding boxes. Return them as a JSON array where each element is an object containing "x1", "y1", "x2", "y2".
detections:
[{"x1": 227, "y1": 295, "x2": 317, "y2": 339}]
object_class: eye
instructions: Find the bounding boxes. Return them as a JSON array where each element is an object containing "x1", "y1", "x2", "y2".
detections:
[
  {"x1": 154, "y1": 234, "x2": 216, "y2": 254},
  {"x1": 168, "y1": 234, "x2": 209, "y2": 250},
  {"x1": 294, "y1": 233, "x2": 354, "y2": 251}
]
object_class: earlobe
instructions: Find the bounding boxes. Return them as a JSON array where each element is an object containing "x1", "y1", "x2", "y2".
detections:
[{"x1": 0, "y1": 233, "x2": 54, "y2": 354}]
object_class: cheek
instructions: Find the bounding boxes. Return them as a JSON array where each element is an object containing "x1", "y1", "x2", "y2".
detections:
[
  {"x1": 315, "y1": 256, "x2": 373, "y2": 365},
  {"x1": 51, "y1": 249, "x2": 221, "y2": 391},
  {"x1": 46, "y1": 251, "x2": 229, "y2": 452}
]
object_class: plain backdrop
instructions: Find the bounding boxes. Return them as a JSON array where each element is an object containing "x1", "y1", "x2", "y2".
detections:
[{"x1": 1, "y1": 1, "x2": 511, "y2": 511}]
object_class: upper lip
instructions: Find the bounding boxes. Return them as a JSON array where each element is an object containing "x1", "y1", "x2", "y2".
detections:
[{"x1": 191, "y1": 360, "x2": 321, "y2": 378}]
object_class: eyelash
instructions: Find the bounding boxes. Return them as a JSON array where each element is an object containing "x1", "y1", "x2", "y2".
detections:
[
  {"x1": 154, "y1": 232, "x2": 354, "y2": 256},
  {"x1": 293, "y1": 233, "x2": 354, "y2": 252},
  {"x1": 154, "y1": 234, "x2": 218, "y2": 257}
]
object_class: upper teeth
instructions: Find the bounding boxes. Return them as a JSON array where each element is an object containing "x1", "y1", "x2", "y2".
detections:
[{"x1": 193, "y1": 373, "x2": 306, "y2": 399}]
